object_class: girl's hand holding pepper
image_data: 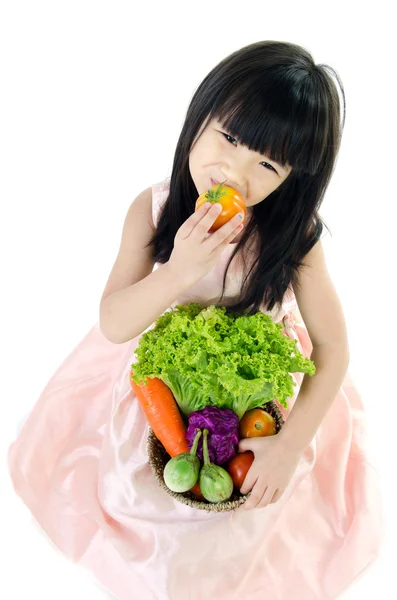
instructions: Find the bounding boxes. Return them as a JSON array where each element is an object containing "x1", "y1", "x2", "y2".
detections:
[{"x1": 238, "y1": 435, "x2": 303, "y2": 510}]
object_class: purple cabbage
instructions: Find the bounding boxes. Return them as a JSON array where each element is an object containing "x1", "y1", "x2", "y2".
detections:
[{"x1": 186, "y1": 406, "x2": 239, "y2": 465}]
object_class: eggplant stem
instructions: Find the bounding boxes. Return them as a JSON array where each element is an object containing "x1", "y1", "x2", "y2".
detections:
[
  {"x1": 190, "y1": 428, "x2": 202, "y2": 456},
  {"x1": 202, "y1": 428, "x2": 211, "y2": 466}
]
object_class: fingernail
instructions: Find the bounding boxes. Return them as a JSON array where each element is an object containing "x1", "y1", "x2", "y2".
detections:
[{"x1": 238, "y1": 213, "x2": 244, "y2": 219}]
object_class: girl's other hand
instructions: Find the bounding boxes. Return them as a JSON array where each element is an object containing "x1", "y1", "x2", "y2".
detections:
[
  {"x1": 237, "y1": 436, "x2": 303, "y2": 510},
  {"x1": 167, "y1": 202, "x2": 244, "y2": 285}
]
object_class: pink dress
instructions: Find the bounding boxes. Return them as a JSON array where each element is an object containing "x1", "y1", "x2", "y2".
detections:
[{"x1": 8, "y1": 177, "x2": 385, "y2": 600}]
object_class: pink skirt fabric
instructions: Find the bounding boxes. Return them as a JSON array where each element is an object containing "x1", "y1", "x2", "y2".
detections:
[{"x1": 7, "y1": 306, "x2": 385, "y2": 600}]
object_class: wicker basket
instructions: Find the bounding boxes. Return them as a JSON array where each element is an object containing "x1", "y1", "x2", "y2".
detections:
[{"x1": 147, "y1": 401, "x2": 285, "y2": 513}]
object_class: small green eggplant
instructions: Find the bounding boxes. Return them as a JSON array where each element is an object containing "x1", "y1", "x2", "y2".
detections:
[
  {"x1": 163, "y1": 428, "x2": 202, "y2": 493},
  {"x1": 199, "y1": 428, "x2": 233, "y2": 503}
]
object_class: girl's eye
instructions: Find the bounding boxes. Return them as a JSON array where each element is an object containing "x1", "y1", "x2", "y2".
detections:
[
  {"x1": 221, "y1": 132, "x2": 277, "y2": 173},
  {"x1": 222, "y1": 132, "x2": 238, "y2": 146},
  {"x1": 260, "y1": 161, "x2": 277, "y2": 173}
]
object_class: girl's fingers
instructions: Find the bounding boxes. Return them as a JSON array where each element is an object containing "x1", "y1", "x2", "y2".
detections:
[
  {"x1": 180, "y1": 202, "x2": 215, "y2": 237},
  {"x1": 169, "y1": 202, "x2": 244, "y2": 283},
  {"x1": 226, "y1": 223, "x2": 244, "y2": 241},
  {"x1": 191, "y1": 203, "x2": 223, "y2": 240},
  {"x1": 204, "y1": 213, "x2": 244, "y2": 251}
]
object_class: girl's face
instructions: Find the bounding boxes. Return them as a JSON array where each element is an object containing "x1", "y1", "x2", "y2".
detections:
[{"x1": 188, "y1": 116, "x2": 292, "y2": 208}]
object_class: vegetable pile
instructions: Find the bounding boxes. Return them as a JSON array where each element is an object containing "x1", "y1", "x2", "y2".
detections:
[
  {"x1": 131, "y1": 302, "x2": 315, "y2": 420},
  {"x1": 130, "y1": 302, "x2": 316, "y2": 504}
]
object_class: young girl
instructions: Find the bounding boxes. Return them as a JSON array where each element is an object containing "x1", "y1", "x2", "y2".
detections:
[{"x1": 8, "y1": 41, "x2": 384, "y2": 600}]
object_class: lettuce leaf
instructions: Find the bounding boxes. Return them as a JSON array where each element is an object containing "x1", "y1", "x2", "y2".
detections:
[{"x1": 131, "y1": 302, "x2": 315, "y2": 420}]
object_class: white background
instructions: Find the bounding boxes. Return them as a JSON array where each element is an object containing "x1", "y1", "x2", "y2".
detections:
[{"x1": 1, "y1": 1, "x2": 395, "y2": 598}]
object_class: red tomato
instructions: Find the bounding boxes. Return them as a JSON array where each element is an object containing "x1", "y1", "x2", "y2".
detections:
[
  {"x1": 195, "y1": 181, "x2": 246, "y2": 232},
  {"x1": 225, "y1": 451, "x2": 254, "y2": 490},
  {"x1": 239, "y1": 408, "x2": 276, "y2": 438}
]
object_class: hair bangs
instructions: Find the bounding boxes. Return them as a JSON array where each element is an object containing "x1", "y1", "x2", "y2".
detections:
[{"x1": 210, "y1": 69, "x2": 337, "y2": 176}]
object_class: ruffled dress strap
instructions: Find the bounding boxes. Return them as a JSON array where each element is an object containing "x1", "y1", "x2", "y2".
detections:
[{"x1": 151, "y1": 177, "x2": 171, "y2": 229}]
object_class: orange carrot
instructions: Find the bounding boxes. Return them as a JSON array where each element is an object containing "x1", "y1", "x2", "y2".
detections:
[
  {"x1": 129, "y1": 370, "x2": 204, "y2": 500},
  {"x1": 130, "y1": 371, "x2": 187, "y2": 455}
]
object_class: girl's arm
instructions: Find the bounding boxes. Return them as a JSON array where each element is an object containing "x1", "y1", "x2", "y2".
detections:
[
  {"x1": 101, "y1": 262, "x2": 194, "y2": 343},
  {"x1": 278, "y1": 241, "x2": 350, "y2": 452},
  {"x1": 99, "y1": 188, "x2": 194, "y2": 344}
]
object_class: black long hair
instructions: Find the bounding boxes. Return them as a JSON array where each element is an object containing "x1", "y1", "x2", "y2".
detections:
[{"x1": 146, "y1": 40, "x2": 346, "y2": 315}]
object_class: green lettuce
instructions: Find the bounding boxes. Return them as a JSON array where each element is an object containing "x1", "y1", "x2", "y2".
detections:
[{"x1": 131, "y1": 302, "x2": 315, "y2": 421}]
